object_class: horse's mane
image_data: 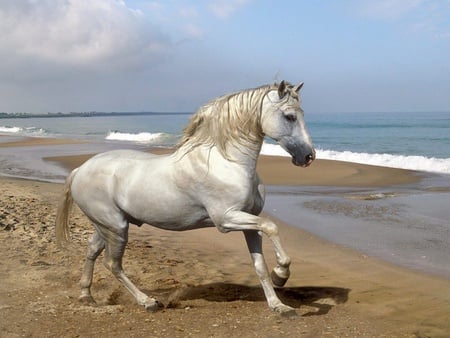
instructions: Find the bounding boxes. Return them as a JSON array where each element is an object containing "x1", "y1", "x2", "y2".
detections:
[{"x1": 177, "y1": 83, "x2": 279, "y2": 159}]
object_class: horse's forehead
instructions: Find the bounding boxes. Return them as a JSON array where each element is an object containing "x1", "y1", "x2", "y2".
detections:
[
  {"x1": 289, "y1": 92, "x2": 300, "y2": 101},
  {"x1": 287, "y1": 92, "x2": 300, "y2": 103},
  {"x1": 281, "y1": 93, "x2": 301, "y2": 108}
]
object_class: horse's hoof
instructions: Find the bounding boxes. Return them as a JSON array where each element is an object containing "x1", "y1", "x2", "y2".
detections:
[
  {"x1": 274, "y1": 304, "x2": 297, "y2": 317},
  {"x1": 271, "y1": 270, "x2": 288, "y2": 287},
  {"x1": 144, "y1": 300, "x2": 164, "y2": 313},
  {"x1": 280, "y1": 308, "x2": 297, "y2": 318},
  {"x1": 79, "y1": 295, "x2": 97, "y2": 306}
]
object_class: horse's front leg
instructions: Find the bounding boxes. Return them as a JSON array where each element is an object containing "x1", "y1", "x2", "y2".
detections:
[
  {"x1": 222, "y1": 210, "x2": 292, "y2": 286},
  {"x1": 243, "y1": 230, "x2": 295, "y2": 314},
  {"x1": 249, "y1": 180, "x2": 291, "y2": 288},
  {"x1": 217, "y1": 210, "x2": 294, "y2": 314}
]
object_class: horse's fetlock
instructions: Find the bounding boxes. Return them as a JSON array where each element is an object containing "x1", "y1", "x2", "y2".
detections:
[
  {"x1": 280, "y1": 256, "x2": 291, "y2": 268},
  {"x1": 273, "y1": 266, "x2": 290, "y2": 279},
  {"x1": 144, "y1": 298, "x2": 164, "y2": 312}
]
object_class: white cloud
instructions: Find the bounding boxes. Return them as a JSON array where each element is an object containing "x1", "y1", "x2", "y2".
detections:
[
  {"x1": 209, "y1": 0, "x2": 251, "y2": 19},
  {"x1": 0, "y1": 0, "x2": 171, "y2": 71}
]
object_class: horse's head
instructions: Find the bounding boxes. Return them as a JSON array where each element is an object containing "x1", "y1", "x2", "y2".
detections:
[{"x1": 261, "y1": 81, "x2": 315, "y2": 167}]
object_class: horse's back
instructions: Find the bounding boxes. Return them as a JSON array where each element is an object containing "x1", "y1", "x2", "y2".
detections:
[
  {"x1": 70, "y1": 150, "x2": 171, "y2": 216},
  {"x1": 73, "y1": 150, "x2": 155, "y2": 183},
  {"x1": 87, "y1": 149, "x2": 161, "y2": 164}
]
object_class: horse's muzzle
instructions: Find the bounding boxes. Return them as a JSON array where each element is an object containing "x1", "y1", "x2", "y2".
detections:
[{"x1": 292, "y1": 152, "x2": 315, "y2": 167}]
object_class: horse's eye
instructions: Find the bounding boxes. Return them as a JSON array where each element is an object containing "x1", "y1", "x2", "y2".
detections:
[{"x1": 284, "y1": 114, "x2": 297, "y2": 122}]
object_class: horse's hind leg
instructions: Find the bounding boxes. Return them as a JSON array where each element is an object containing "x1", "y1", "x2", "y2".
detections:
[
  {"x1": 79, "y1": 229, "x2": 105, "y2": 304},
  {"x1": 100, "y1": 223, "x2": 164, "y2": 312}
]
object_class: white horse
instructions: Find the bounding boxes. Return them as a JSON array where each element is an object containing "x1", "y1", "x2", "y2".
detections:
[{"x1": 56, "y1": 80, "x2": 315, "y2": 314}]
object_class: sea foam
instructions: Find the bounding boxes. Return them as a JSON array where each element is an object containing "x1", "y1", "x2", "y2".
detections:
[
  {"x1": 105, "y1": 131, "x2": 167, "y2": 143},
  {"x1": 261, "y1": 143, "x2": 450, "y2": 174},
  {"x1": 0, "y1": 125, "x2": 47, "y2": 136},
  {"x1": 0, "y1": 126, "x2": 22, "y2": 133}
]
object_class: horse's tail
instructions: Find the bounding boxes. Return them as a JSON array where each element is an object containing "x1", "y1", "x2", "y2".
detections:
[{"x1": 55, "y1": 168, "x2": 78, "y2": 247}]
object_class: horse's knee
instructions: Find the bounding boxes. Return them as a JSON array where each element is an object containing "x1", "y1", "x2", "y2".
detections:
[{"x1": 261, "y1": 220, "x2": 279, "y2": 237}]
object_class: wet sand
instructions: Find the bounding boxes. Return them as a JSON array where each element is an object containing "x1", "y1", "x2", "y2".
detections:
[
  {"x1": 1, "y1": 136, "x2": 450, "y2": 337},
  {"x1": 0, "y1": 136, "x2": 85, "y2": 147}
]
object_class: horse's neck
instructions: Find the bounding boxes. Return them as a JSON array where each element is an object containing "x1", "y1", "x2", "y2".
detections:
[
  {"x1": 176, "y1": 139, "x2": 263, "y2": 174},
  {"x1": 225, "y1": 141, "x2": 262, "y2": 171}
]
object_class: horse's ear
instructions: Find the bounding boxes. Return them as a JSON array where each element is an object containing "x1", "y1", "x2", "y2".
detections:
[
  {"x1": 294, "y1": 82, "x2": 304, "y2": 93},
  {"x1": 278, "y1": 80, "x2": 286, "y2": 99}
]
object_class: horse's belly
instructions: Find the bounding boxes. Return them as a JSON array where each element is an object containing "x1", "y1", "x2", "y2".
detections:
[
  {"x1": 119, "y1": 184, "x2": 212, "y2": 230},
  {"x1": 145, "y1": 215, "x2": 214, "y2": 231},
  {"x1": 136, "y1": 205, "x2": 214, "y2": 231}
]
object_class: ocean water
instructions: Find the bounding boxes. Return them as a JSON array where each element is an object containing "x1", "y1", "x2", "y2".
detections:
[{"x1": 1, "y1": 111, "x2": 449, "y2": 174}]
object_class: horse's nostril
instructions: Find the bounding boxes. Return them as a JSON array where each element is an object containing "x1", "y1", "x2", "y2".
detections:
[{"x1": 306, "y1": 154, "x2": 314, "y2": 162}]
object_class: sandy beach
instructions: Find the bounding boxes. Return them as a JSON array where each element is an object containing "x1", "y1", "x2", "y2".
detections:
[{"x1": 1, "y1": 137, "x2": 450, "y2": 337}]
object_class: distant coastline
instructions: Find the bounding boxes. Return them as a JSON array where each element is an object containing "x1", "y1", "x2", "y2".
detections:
[{"x1": 0, "y1": 111, "x2": 191, "y2": 119}]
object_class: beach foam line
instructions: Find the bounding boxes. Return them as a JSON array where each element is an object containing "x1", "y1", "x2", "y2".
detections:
[
  {"x1": 105, "y1": 131, "x2": 168, "y2": 143},
  {"x1": 0, "y1": 126, "x2": 22, "y2": 133},
  {"x1": 0, "y1": 125, "x2": 48, "y2": 136},
  {"x1": 261, "y1": 143, "x2": 450, "y2": 174}
]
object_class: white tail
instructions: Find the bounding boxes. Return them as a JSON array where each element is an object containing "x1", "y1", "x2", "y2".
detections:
[{"x1": 55, "y1": 168, "x2": 77, "y2": 247}]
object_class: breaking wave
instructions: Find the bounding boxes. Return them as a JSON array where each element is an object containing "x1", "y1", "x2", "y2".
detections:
[
  {"x1": 0, "y1": 125, "x2": 48, "y2": 136},
  {"x1": 0, "y1": 126, "x2": 22, "y2": 133},
  {"x1": 261, "y1": 143, "x2": 450, "y2": 174},
  {"x1": 105, "y1": 131, "x2": 176, "y2": 145}
]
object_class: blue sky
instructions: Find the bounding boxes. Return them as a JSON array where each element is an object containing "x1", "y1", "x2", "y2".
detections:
[{"x1": 0, "y1": 0, "x2": 449, "y2": 113}]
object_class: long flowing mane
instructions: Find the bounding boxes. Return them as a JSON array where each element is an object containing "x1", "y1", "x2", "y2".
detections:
[{"x1": 177, "y1": 84, "x2": 277, "y2": 158}]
